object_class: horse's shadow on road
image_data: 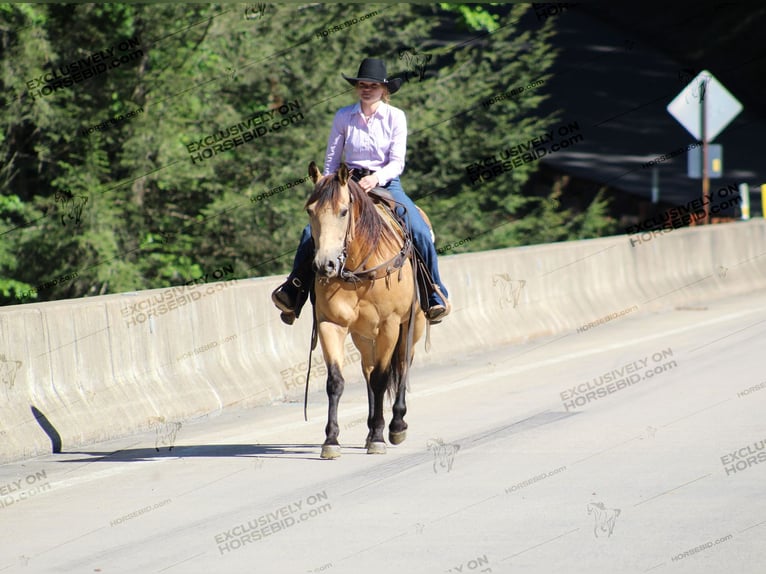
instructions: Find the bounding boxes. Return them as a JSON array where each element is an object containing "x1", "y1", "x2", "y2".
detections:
[{"x1": 56, "y1": 443, "x2": 366, "y2": 463}]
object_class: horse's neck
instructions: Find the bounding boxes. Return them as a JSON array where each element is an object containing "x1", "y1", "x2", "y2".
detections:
[{"x1": 345, "y1": 204, "x2": 402, "y2": 271}]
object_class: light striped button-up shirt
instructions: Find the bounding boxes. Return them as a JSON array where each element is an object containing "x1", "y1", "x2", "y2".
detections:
[{"x1": 323, "y1": 101, "x2": 407, "y2": 187}]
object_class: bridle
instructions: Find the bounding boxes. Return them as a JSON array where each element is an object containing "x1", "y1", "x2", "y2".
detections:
[{"x1": 334, "y1": 180, "x2": 413, "y2": 286}]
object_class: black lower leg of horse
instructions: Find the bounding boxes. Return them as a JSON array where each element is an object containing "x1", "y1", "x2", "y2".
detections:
[
  {"x1": 368, "y1": 366, "x2": 388, "y2": 446},
  {"x1": 389, "y1": 378, "x2": 408, "y2": 443},
  {"x1": 323, "y1": 363, "x2": 344, "y2": 447},
  {"x1": 365, "y1": 381, "x2": 375, "y2": 447}
]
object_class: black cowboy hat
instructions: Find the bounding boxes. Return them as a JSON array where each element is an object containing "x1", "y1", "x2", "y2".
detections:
[{"x1": 342, "y1": 58, "x2": 403, "y2": 94}]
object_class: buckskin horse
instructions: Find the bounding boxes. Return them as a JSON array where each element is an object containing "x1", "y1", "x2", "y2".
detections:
[{"x1": 304, "y1": 161, "x2": 426, "y2": 459}]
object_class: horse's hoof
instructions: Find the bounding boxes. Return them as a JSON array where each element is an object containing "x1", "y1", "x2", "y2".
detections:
[
  {"x1": 389, "y1": 430, "x2": 407, "y2": 445},
  {"x1": 367, "y1": 441, "x2": 387, "y2": 455},
  {"x1": 320, "y1": 444, "x2": 341, "y2": 459}
]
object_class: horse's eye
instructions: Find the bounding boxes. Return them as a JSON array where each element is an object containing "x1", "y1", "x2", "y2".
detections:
[{"x1": 340, "y1": 208, "x2": 349, "y2": 217}]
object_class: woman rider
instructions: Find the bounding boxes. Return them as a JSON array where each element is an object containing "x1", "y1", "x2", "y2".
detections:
[{"x1": 271, "y1": 57, "x2": 450, "y2": 325}]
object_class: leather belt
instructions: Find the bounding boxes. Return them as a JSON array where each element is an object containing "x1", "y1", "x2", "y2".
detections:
[{"x1": 349, "y1": 167, "x2": 376, "y2": 181}]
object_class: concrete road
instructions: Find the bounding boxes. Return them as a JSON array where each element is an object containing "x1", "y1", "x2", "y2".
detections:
[{"x1": 1, "y1": 289, "x2": 765, "y2": 574}]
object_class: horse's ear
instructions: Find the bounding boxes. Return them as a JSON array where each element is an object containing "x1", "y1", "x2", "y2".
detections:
[
  {"x1": 308, "y1": 161, "x2": 322, "y2": 183},
  {"x1": 337, "y1": 163, "x2": 349, "y2": 186}
]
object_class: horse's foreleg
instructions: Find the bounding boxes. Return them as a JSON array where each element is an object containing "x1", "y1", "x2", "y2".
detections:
[
  {"x1": 321, "y1": 363, "x2": 344, "y2": 459},
  {"x1": 319, "y1": 322, "x2": 347, "y2": 460}
]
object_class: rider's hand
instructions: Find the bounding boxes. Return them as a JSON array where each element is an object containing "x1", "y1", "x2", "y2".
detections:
[{"x1": 358, "y1": 174, "x2": 379, "y2": 193}]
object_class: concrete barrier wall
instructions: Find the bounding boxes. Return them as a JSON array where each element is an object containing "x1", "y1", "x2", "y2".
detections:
[{"x1": 2, "y1": 220, "x2": 765, "y2": 463}]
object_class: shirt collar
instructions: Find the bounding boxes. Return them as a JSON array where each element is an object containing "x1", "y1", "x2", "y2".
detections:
[{"x1": 353, "y1": 100, "x2": 389, "y2": 118}]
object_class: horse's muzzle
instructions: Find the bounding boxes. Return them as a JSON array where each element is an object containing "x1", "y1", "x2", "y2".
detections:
[{"x1": 313, "y1": 257, "x2": 340, "y2": 278}]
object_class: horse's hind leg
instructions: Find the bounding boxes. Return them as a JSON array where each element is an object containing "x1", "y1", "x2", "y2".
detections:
[
  {"x1": 367, "y1": 364, "x2": 388, "y2": 454},
  {"x1": 365, "y1": 381, "x2": 374, "y2": 449},
  {"x1": 389, "y1": 380, "x2": 407, "y2": 445},
  {"x1": 366, "y1": 321, "x2": 399, "y2": 455},
  {"x1": 388, "y1": 324, "x2": 410, "y2": 445},
  {"x1": 389, "y1": 313, "x2": 424, "y2": 445}
]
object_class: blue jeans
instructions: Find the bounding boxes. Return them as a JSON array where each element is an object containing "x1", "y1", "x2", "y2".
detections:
[{"x1": 292, "y1": 177, "x2": 448, "y2": 306}]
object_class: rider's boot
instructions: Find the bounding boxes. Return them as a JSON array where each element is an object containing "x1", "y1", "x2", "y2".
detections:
[
  {"x1": 426, "y1": 284, "x2": 451, "y2": 325},
  {"x1": 271, "y1": 257, "x2": 314, "y2": 325}
]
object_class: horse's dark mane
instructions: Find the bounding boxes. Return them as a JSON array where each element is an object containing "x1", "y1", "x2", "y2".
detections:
[{"x1": 305, "y1": 173, "x2": 399, "y2": 252}]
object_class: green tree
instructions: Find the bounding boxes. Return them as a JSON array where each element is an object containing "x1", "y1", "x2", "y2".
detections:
[{"x1": 0, "y1": 2, "x2": 606, "y2": 307}]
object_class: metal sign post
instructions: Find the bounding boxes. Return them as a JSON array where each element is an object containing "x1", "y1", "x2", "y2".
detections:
[
  {"x1": 701, "y1": 78, "x2": 709, "y2": 224},
  {"x1": 667, "y1": 70, "x2": 742, "y2": 225}
]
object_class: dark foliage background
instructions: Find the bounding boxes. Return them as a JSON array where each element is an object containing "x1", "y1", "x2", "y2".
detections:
[{"x1": 0, "y1": 3, "x2": 616, "y2": 305}]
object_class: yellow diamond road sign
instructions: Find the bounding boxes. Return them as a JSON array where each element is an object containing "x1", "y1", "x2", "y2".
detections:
[{"x1": 667, "y1": 69, "x2": 742, "y2": 142}]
